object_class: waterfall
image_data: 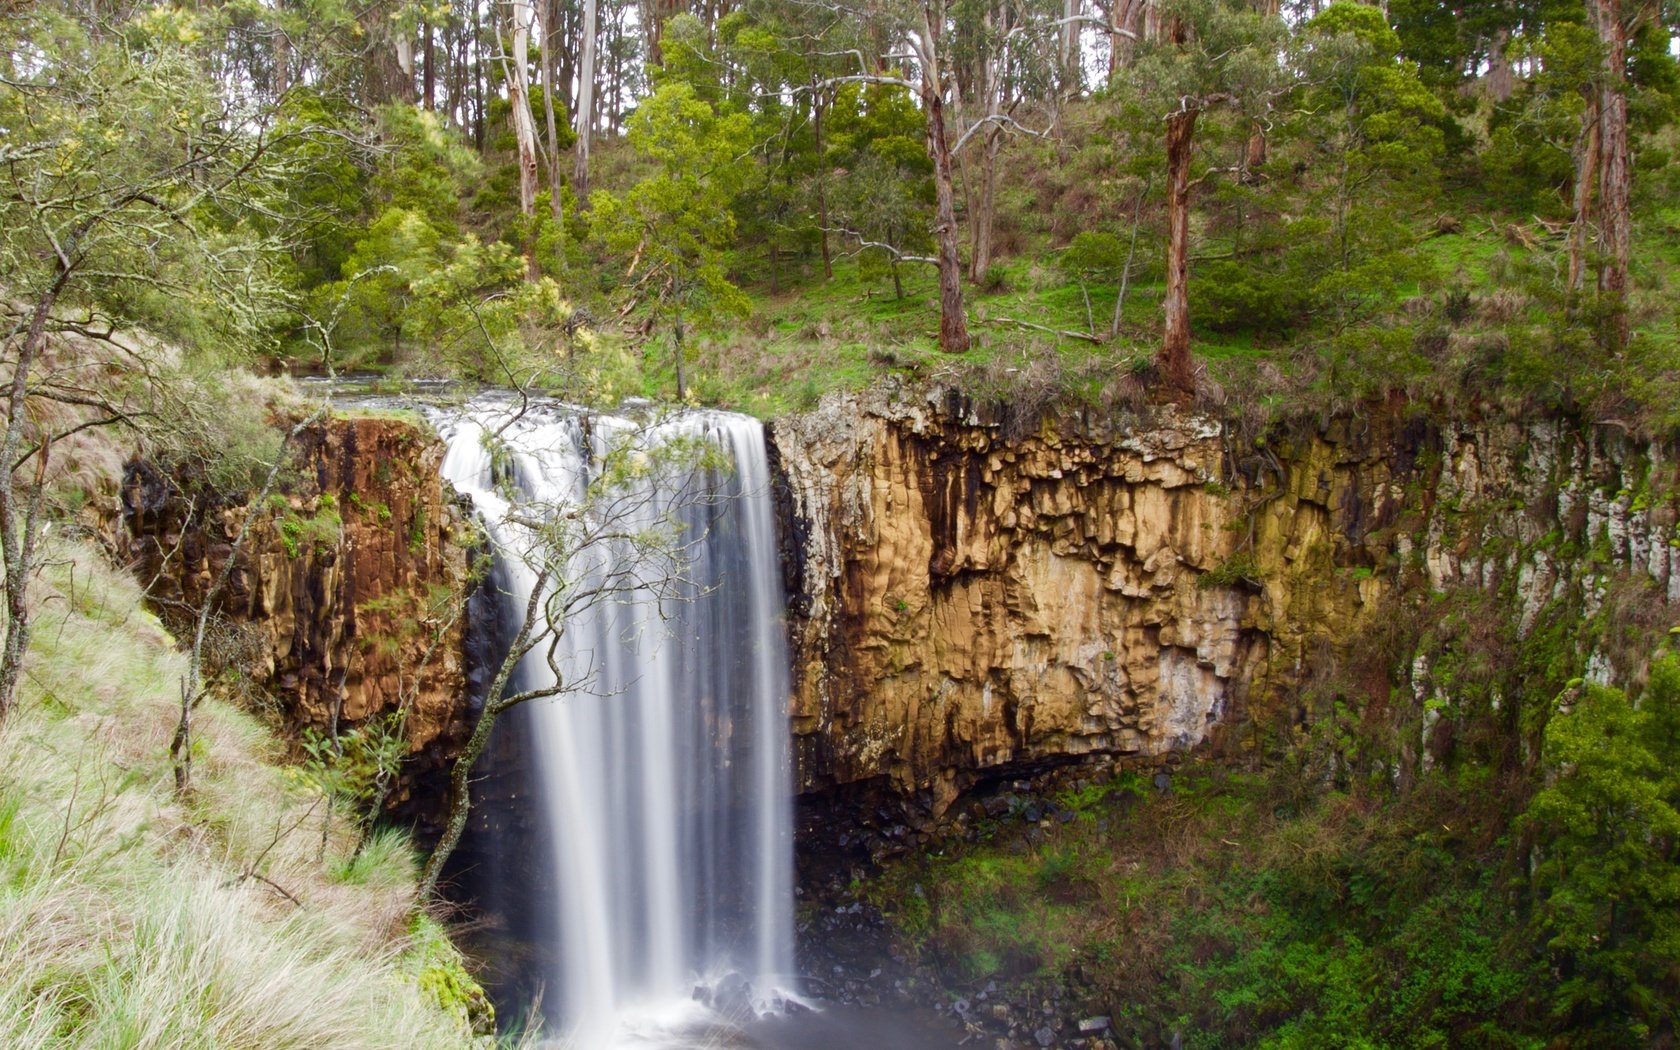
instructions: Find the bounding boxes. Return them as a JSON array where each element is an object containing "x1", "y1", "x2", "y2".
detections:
[{"x1": 436, "y1": 395, "x2": 796, "y2": 1047}]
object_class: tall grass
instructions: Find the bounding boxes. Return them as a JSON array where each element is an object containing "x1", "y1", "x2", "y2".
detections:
[{"x1": 0, "y1": 538, "x2": 490, "y2": 1048}]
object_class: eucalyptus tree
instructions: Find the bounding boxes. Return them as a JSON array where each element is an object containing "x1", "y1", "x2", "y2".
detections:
[
  {"x1": 1113, "y1": 0, "x2": 1285, "y2": 391},
  {"x1": 574, "y1": 0, "x2": 602, "y2": 196},
  {"x1": 796, "y1": 0, "x2": 1085, "y2": 351},
  {"x1": 950, "y1": 0, "x2": 1066, "y2": 281},
  {"x1": 1291, "y1": 2, "x2": 1444, "y2": 333},
  {"x1": 499, "y1": 0, "x2": 545, "y2": 276},
  {"x1": 0, "y1": 5, "x2": 316, "y2": 720},
  {"x1": 589, "y1": 78, "x2": 754, "y2": 399},
  {"x1": 823, "y1": 81, "x2": 939, "y2": 298},
  {"x1": 1580, "y1": 0, "x2": 1672, "y2": 352}
]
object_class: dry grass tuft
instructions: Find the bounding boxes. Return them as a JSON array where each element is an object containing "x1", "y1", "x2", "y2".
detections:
[{"x1": 1, "y1": 539, "x2": 492, "y2": 1048}]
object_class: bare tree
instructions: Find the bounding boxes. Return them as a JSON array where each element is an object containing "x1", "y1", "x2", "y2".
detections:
[{"x1": 418, "y1": 407, "x2": 723, "y2": 901}]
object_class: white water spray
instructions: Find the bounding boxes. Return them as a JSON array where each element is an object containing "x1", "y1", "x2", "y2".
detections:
[{"x1": 436, "y1": 395, "x2": 796, "y2": 1048}]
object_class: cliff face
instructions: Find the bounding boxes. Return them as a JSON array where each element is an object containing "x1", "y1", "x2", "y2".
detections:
[
  {"x1": 771, "y1": 386, "x2": 1680, "y2": 819},
  {"x1": 109, "y1": 390, "x2": 1679, "y2": 845},
  {"x1": 119, "y1": 414, "x2": 475, "y2": 818}
]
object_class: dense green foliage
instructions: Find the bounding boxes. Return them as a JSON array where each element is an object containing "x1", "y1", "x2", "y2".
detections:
[
  {"x1": 863, "y1": 650, "x2": 1680, "y2": 1049},
  {"x1": 6, "y1": 0, "x2": 1677, "y2": 420}
]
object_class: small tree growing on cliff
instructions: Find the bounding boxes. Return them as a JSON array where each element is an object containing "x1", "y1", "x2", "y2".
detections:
[
  {"x1": 170, "y1": 409, "x2": 326, "y2": 795},
  {"x1": 417, "y1": 409, "x2": 725, "y2": 901}
]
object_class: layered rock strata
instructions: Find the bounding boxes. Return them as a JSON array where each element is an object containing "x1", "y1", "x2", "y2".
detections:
[{"x1": 771, "y1": 386, "x2": 1679, "y2": 819}]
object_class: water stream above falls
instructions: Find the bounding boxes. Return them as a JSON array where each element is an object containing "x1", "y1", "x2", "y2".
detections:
[{"x1": 435, "y1": 395, "x2": 798, "y2": 1048}]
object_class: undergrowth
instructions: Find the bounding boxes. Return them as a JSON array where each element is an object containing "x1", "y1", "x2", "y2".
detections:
[
  {"x1": 867, "y1": 763, "x2": 1543, "y2": 1049},
  {"x1": 0, "y1": 538, "x2": 495, "y2": 1048}
]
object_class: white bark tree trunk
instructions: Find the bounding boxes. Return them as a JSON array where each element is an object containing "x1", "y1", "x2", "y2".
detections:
[
  {"x1": 575, "y1": 0, "x2": 599, "y2": 199},
  {"x1": 504, "y1": 0, "x2": 543, "y2": 277}
]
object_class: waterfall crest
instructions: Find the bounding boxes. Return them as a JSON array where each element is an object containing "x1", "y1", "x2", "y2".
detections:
[{"x1": 437, "y1": 395, "x2": 795, "y2": 1047}]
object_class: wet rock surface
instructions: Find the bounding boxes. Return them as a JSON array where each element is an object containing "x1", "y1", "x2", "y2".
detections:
[
  {"x1": 795, "y1": 761, "x2": 1176, "y2": 1049},
  {"x1": 118, "y1": 414, "x2": 476, "y2": 826},
  {"x1": 773, "y1": 386, "x2": 1680, "y2": 828}
]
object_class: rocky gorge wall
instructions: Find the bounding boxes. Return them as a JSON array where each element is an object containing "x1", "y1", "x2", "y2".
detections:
[
  {"x1": 770, "y1": 386, "x2": 1680, "y2": 826},
  {"x1": 117, "y1": 414, "x2": 476, "y2": 821},
  {"x1": 107, "y1": 389, "x2": 1680, "y2": 850}
]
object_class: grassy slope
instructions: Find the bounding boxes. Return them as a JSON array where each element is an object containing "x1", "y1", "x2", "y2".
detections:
[
  {"x1": 0, "y1": 538, "x2": 489, "y2": 1049},
  {"x1": 568, "y1": 126, "x2": 1680, "y2": 428}
]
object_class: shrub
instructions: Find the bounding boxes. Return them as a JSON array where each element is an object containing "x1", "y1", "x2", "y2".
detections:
[{"x1": 1192, "y1": 260, "x2": 1306, "y2": 337}]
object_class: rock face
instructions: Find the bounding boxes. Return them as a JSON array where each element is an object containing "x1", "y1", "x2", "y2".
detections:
[
  {"x1": 120, "y1": 414, "x2": 475, "y2": 819},
  {"x1": 770, "y1": 386, "x2": 1679, "y2": 819}
]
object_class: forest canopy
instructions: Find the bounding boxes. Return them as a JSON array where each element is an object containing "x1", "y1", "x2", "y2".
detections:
[{"x1": 2, "y1": 0, "x2": 1678, "y2": 419}]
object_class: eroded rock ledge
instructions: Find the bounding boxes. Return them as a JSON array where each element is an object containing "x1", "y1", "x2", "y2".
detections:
[
  {"x1": 770, "y1": 385, "x2": 1679, "y2": 826},
  {"x1": 118, "y1": 414, "x2": 475, "y2": 821}
]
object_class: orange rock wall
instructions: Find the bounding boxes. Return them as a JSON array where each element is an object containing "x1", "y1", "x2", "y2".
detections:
[{"x1": 120, "y1": 415, "x2": 474, "y2": 814}]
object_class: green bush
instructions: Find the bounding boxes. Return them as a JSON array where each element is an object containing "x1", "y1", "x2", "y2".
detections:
[{"x1": 1192, "y1": 260, "x2": 1307, "y2": 337}]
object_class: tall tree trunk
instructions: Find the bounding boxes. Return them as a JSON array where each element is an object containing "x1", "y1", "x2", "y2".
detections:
[
  {"x1": 1592, "y1": 0, "x2": 1631, "y2": 352},
  {"x1": 474, "y1": 3, "x2": 487, "y2": 149},
  {"x1": 1061, "y1": 0, "x2": 1081, "y2": 83},
  {"x1": 453, "y1": 18, "x2": 468, "y2": 127},
  {"x1": 1244, "y1": 122, "x2": 1266, "y2": 175},
  {"x1": 925, "y1": 86, "x2": 972, "y2": 353},
  {"x1": 1112, "y1": 0, "x2": 1144, "y2": 73},
  {"x1": 0, "y1": 280, "x2": 63, "y2": 723},
  {"x1": 644, "y1": 0, "x2": 684, "y2": 67},
  {"x1": 673, "y1": 313, "x2": 687, "y2": 401},
  {"x1": 1568, "y1": 90, "x2": 1600, "y2": 299},
  {"x1": 394, "y1": 20, "x2": 417, "y2": 103},
  {"x1": 1482, "y1": 28, "x2": 1514, "y2": 102},
  {"x1": 968, "y1": 126, "x2": 1002, "y2": 282},
  {"x1": 1243, "y1": 0, "x2": 1276, "y2": 174},
  {"x1": 1158, "y1": 106, "x2": 1196, "y2": 393},
  {"x1": 965, "y1": 0, "x2": 1005, "y2": 283},
  {"x1": 1057, "y1": 0, "x2": 1080, "y2": 136},
  {"x1": 273, "y1": 5, "x2": 291, "y2": 100},
  {"x1": 361, "y1": 2, "x2": 409, "y2": 105},
  {"x1": 814, "y1": 85, "x2": 833, "y2": 279},
  {"x1": 503, "y1": 0, "x2": 543, "y2": 278},
  {"x1": 422, "y1": 19, "x2": 436, "y2": 110},
  {"x1": 575, "y1": 0, "x2": 599, "y2": 199},
  {"x1": 557, "y1": 0, "x2": 578, "y2": 119},
  {"x1": 538, "y1": 0, "x2": 564, "y2": 220},
  {"x1": 609, "y1": 5, "x2": 624, "y2": 136}
]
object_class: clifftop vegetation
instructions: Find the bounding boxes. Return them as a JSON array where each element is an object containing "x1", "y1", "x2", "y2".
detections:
[{"x1": 4, "y1": 0, "x2": 1678, "y2": 424}]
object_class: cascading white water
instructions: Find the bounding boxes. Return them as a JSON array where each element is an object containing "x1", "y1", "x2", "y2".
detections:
[{"x1": 435, "y1": 395, "x2": 796, "y2": 1048}]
